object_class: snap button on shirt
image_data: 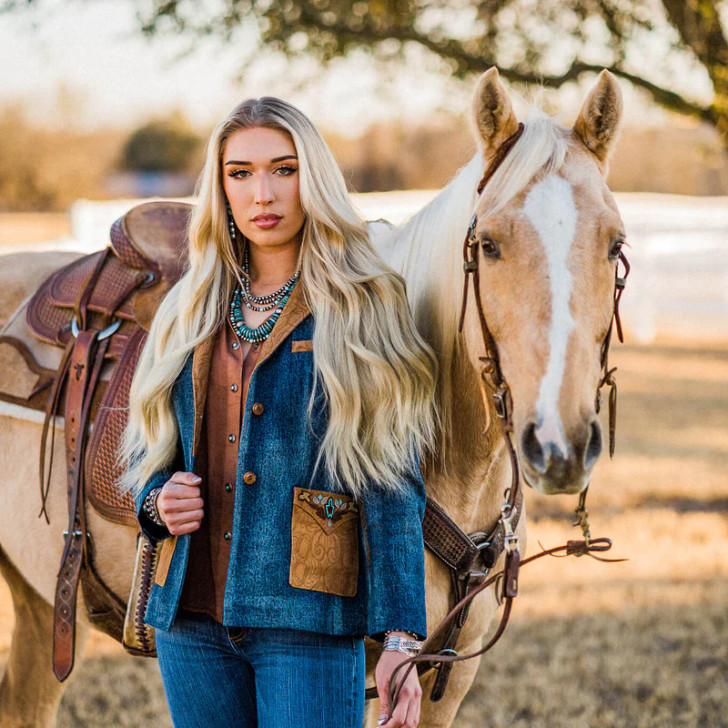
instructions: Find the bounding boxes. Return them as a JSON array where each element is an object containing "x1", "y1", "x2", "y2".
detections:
[
  {"x1": 243, "y1": 471, "x2": 257, "y2": 485},
  {"x1": 252, "y1": 402, "x2": 264, "y2": 415}
]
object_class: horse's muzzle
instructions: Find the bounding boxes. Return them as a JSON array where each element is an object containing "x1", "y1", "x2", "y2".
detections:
[{"x1": 519, "y1": 418, "x2": 602, "y2": 495}]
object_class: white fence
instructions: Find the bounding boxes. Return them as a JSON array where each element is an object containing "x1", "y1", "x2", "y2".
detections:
[{"x1": 11, "y1": 191, "x2": 728, "y2": 344}]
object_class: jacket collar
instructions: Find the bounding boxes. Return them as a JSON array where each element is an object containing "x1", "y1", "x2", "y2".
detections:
[{"x1": 191, "y1": 278, "x2": 312, "y2": 456}]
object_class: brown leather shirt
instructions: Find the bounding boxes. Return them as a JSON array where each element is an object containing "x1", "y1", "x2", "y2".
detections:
[{"x1": 178, "y1": 317, "x2": 261, "y2": 622}]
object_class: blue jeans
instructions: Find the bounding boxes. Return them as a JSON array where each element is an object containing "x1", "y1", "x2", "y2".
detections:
[{"x1": 155, "y1": 610, "x2": 366, "y2": 728}]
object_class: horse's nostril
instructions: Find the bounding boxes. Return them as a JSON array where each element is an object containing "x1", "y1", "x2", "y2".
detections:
[
  {"x1": 584, "y1": 420, "x2": 602, "y2": 468},
  {"x1": 521, "y1": 422, "x2": 546, "y2": 473}
]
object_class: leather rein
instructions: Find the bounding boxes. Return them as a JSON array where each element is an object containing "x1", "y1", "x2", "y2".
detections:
[{"x1": 383, "y1": 123, "x2": 630, "y2": 709}]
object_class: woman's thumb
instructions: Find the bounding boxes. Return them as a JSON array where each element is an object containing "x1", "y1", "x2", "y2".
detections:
[{"x1": 377, "y1": 683, "x2": 390, "y2": 725}]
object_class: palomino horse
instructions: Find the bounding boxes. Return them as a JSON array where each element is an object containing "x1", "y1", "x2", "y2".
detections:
[{"x1": 0, "y1": 67, "x2": 624, "y2": 728}]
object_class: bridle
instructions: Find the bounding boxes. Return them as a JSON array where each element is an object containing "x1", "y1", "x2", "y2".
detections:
[
  {"x1": 383, "y1": 122, "x2": 630, "y2": 709},
  {"x1": 458, "y1": 121, "x2": 630, "y2": 543}
]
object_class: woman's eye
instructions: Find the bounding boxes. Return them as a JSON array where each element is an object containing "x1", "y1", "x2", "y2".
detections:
[
  {"x1": 228, "y1": 165, "x2": 296, "y2": 179},
  {"x1": 480, "y1": 236, "x2": 501, "y2": 259}
]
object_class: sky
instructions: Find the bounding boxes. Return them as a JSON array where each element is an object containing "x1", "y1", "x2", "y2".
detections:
[
  {"x1": 0, "y1": 0, "x2": 702, "y2": 135},
  {"x1": 1, "y1": 0, "x2": 477, "y2": 135}
]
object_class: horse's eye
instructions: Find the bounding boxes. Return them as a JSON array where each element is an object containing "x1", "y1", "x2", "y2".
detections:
[
  {"x1": 480, "y1": 236, "x2": 501, "y2": 259},
  {"x1": 608, "y1": 237, "x2": 625, "y2": 260}
]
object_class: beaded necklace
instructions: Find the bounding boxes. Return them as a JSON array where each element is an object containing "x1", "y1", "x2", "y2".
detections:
[
  {"x1": 240, "y1": 245, "x2": 299, "y2": 312},
  {"x1": 228, "y1": 246, "x2": 301, "y2": 345}
]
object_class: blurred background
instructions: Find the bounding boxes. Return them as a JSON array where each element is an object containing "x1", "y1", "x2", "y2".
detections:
[{"x1": 0, "y1": 1, "x2": 726, "y2": 726}]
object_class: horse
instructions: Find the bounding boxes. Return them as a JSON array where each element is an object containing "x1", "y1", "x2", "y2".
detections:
[{"x1": 0, "y1": 66, "x2": 625, "y2": 728}]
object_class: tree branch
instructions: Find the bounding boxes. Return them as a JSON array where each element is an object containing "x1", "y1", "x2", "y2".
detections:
[
  {"x1": 661, "y1": 0, "x2": 728, "y2": 72},
  {"x1": 286, "y1": 8, "x2": 716, "y2": 124}
]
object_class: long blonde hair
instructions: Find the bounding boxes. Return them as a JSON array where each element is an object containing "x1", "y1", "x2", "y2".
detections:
[{"x1": 119, "y1": 97, "x2": 438, "y2": 500}]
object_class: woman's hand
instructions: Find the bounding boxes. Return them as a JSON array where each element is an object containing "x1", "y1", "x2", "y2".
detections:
[
  {"x1": 375, "y1": 635, "x2": 422, "y2": 728},
  {"x1": 156, "y1": 472, "x2": 204, "y2": 535}
]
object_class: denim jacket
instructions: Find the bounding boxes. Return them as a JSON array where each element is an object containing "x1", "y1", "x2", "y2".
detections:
[{"x1": 134, "y1": 281, "x2": 428, "y2": 641}]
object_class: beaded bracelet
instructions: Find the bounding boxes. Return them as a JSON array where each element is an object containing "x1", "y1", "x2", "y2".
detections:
[
  {"x1": 143, "y1": 486, "x2": 165, "y2": 526},
  {"x1": 384, "y1": 628, "x2": 420, "y2": 640}
]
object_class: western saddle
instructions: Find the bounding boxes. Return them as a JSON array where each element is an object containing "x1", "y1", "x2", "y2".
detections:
[{"x1": 0, "y1": 200, "x2": 191, "y2": 681}]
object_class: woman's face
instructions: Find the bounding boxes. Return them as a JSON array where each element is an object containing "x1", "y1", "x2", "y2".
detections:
[{"x1": 222, "y1": 126, "x2": 306, "y2": 251}]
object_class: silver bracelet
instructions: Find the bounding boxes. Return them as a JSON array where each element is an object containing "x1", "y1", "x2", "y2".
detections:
[
  {"x1": 382, "y1": 634, "x2": 423, "y2": 656},
  {"x1": 142, "y1": 486, "x2": 165, "y2": 526}
]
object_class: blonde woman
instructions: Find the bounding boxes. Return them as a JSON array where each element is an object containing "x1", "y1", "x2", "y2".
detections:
[{"x1": 119, "y1": 97, "x2": 437, "y2": 728}]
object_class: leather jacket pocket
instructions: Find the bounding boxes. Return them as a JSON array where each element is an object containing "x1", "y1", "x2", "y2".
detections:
[{"x1": 289, "y1": 486, "x2": 359, "y2": 597}]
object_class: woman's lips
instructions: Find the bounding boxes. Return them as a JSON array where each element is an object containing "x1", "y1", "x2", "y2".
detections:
[{"x1": 252, "y1": 215, "x2": 282, "y2": 229}]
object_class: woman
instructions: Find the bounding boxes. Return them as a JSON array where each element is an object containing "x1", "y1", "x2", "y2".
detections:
[{"x1": 119, "y1": 97, "x2": 438, "y2": 728}]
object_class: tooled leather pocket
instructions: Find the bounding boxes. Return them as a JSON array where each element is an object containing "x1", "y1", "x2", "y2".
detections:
[{"x1": 289, "y1": 486, "x2": 359, "y2": 597}]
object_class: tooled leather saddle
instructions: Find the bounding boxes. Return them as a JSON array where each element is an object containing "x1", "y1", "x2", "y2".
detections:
[{"x1": 0, "y1": 200, "x2": 191, "y2": 681}]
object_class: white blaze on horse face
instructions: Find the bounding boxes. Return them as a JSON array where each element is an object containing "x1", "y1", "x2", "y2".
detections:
[{"x1": 523, "y1": 174, "x2": 577, "y2": 458}]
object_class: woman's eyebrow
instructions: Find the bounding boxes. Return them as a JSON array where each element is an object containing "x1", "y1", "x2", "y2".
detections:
[{"x1": 224, "y1": 155, "x2": 298, "y2": 166}]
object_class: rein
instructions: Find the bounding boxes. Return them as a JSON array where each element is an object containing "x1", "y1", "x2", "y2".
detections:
[{"x1": 383, "y1": 124, "x2": 630, "y2": 710}]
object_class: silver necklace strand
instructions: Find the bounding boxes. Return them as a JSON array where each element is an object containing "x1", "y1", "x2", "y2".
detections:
[{"x1": 241, "y1": 245, "x2": 299, "y2": 311}]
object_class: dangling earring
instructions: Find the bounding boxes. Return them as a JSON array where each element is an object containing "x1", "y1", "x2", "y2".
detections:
[{"x1": 225, "y1": 200, "x2": 236, "y2": 243}]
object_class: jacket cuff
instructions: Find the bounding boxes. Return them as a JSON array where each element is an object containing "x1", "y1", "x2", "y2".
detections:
[
  {"x1": 134, "y1": 468, "x2": 174, "y2": 544},
  {"x1": 361, "y1": 457, "x2": 428, "y2": 642}
]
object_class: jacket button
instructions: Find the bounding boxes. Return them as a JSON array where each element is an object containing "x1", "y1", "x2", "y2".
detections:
[
  {"x1": 243, "y1": 471, "x2": 257, "y2": 485},
  {"x1": 224, "y1": 483, "x2": 233, "y2": 492},
  {"x1": 231, "y1": 383, "x2": 239, "y2": 392},
  {"x1": 232, "y1": 341, "x2": 240, "y2": 350},
  {"x1": 252, "y1": 402, "x2": 264, "y2": 415},
  {"x1": 224, "y1": 531, "x2": 232, "y2": 540},
  {"x1": 228, "y1": 434, "x2": 236, "y2": 443}
]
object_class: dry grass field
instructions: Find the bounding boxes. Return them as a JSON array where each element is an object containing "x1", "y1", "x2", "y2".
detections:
[
  {"x1": 0, "y1": 341, "x2": 723, "y2": 727},
  {"x1": 458, "y1": 340, "x2": 728, "y2": 728},
  {"x1": 0, "y1": 212, "x2": 725, "y2": 726}
]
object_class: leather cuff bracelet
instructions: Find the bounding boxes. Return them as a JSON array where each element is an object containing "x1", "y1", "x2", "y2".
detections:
[{"x1": 142, "y1": 486, "x2": 165, "y2": 527}]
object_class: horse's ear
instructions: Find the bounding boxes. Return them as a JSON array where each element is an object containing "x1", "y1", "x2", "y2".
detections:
[
  {"x1": 572, "y1": 69, "x2": 623, "y2": 170},
  {"x1": 472, "y1": 67, "x2": 519, "y2": 157}
]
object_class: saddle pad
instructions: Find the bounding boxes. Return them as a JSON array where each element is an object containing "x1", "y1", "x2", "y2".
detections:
[
  {"x1": 86, "y1": 326, "x2": 147, "y2": 527},
  {"x1": 0, "y1": 335, "x2": 55, "y2": 408},
  {"x1": 0, "y1": 299, "x2": 113, "y2": 416}
]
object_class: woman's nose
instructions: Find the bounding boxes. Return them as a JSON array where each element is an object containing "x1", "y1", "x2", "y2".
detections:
[{"x1": 254, "y1": 174, "x2": 274, "y2": 205}]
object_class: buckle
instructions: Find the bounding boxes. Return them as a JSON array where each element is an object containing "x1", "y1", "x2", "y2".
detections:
[
  {"x1": 432, "y1": 647, "x2": 458, "y2": 669},
  {"x1": 492, "y1": 388, "x2": 508, "y2": 419},
  {"x1": 71, "y1": 316, "x2": 121, "y2": 340},
  {"x1": 457, "y1": 538, "x2": 493, "y2": 580}
]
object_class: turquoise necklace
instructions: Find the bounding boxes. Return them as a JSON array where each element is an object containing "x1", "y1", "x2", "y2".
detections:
[{"x1": 228, "y1": 249, "x2": 301, "y2": 345}]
